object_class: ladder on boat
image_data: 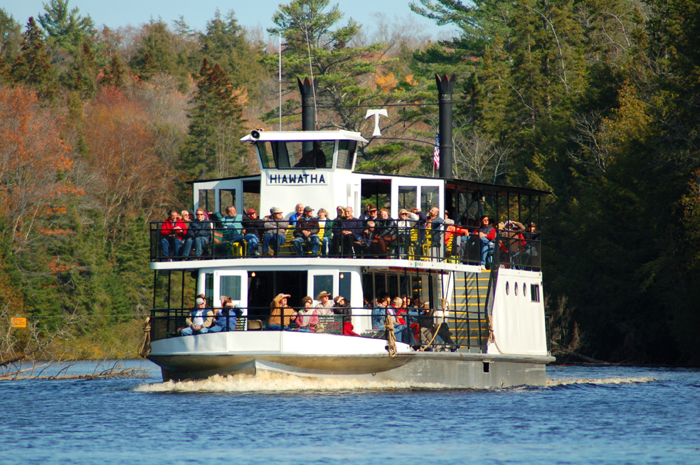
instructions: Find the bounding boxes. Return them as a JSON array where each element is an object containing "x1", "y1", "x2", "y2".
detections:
[{"x1": 450, "y1": 271, "x2": 491, "y2": 350}]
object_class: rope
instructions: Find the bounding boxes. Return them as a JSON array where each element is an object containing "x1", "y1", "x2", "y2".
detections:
[
  {"x1": 138, "y1": 317, "x2": 151, "y2": 358},
  {"x1": 487, "y1": 316, "x2": 504, "y2": 354},
  {"x1": 384, "y1": 313, "x2": 397, "y2": 357},
  {"x1": 419, "y1": 298, "x2": 447, "y2": 352}
]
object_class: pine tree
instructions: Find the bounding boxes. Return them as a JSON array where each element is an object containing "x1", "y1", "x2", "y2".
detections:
[
  {"x1": 100, "y1": 53, "x2": 125, "y2": 88},
  {"x1": 12, "y1": 17, "x2": 56, "y2": 100},
  {"x1": 38, "y1": 0, "x2": 95, "y2": 54}
]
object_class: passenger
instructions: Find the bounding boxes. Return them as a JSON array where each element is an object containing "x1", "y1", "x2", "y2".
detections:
[
  {"x1": 391, "y1": 296, "x2": 413, "y2": 344},
  {"x1": 210, "y1": 296, "x2": 239, "y2": 332},
  {"x1": 355, "y1": 220, "x2": 377, "y2": 256},
  {"x1": 419, "y1": 302, "x2": 454, "y2": 348},
  {"x1": 522, "y1": 222, "x2": 541, "y2": 267},
  {"x1": 317, "y1": 208, "x2": 332, "y2": 255},
  {"x1": 296, "y1": 296, "x2": 319, "y2": 332},
  {"x1": 211, "y1": 205, "x2": 260, "y2": 256},
  {"x1": 329, "y1": 205, "x2": 346, "y2": 256},
  {"x1": 360, "y1": 204, "x2": 378, "y2": 227},
  {"x1": 160, "y1": 209, "x2": 186, "y2": 258},
  {"x1": 288, "y1": 203, "x2": 304, "y2": 226},
  {"x1": 181, "y1": 208, "x2": 212, "y2": 257},
  {"x1": 180, "y1": 210, "x2": 193, "y2": 223},
  {"x1": 293, "y1": 206, "x2": 321, "y2": 255},
  {"x1": 477, "y1": 215, "x2": 496, "y2": 269},
  {"x1": 396, "y1": 209, "x2": 416, "y2": 257},
  {"x1": 333, "y1": 295, "x2": 351, "y2": 323},
  {"x1": 294, "y1": 141, "x2": 326, "y2": 168},
  {"x1": 426, "y1": 206, "x2": 448, "y2": 253},
  {"x1": 314, "y1": 290, "x2": 335, "y2": 333},
  {"x1": 267, "y1": 293, "x2": 297, "y2": 330},
  {"x1": 501, "y1": 220, "x2": 527, "y2": 267},
  {"x1": 180, "y1": 297, "x2": 213, "y2": 336},
  {"x1": 335, "y1": 206, "x2": 363, "y2": 257},
  {"x1": 373, "y1": 208, "x2": 398, "y2": 257},
  {"x1": 242, "y1": 208, "x2": 265, "y2": 256},
  {"x1": 371, "y1": 293, "x2": 390, "y2": 330},
  {"x1": 262, "y1": 207, "x2": 288, "y2": 256}
]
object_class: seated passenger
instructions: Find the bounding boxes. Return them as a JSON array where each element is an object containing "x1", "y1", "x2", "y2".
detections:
[
  {"x1": 209, "y1": 296, "x2": 239, "y2": 332},
  {"x1": 372, "y1": 209, "x2": 398, "y2": 257},
  {"x1": 160, "y1": 209, "x2": 186, "y2": 258},
  {"x1": 293, "y1": 206, "x2": 321, "y2": 255},
  {"x1": 181, "y1": 208, "x2": 212, "y2": 257},
  {"x1": 418, "y1": 302, "x2": 454, "y2": 348},
  {"x1": 262, "y1": 207, "x2": 289, "y2": 256},
  {"x1": 335, "y1": 207, "x2": 363, "y2": 257},
  {"x1": 355, "y1": 220, "x2": 378, "y2": 256},
  {"x1": 296, "y1": 296, "x2": 319, "y2": 332},
  {"x1": 317, "y1": 208, "x2": 332, "y2": 255},
  {"x1": 242, "y1": 208, "x2": 265, "y2": 256},
  {"x1": 288, "y1": 203, "x2": 304, "y2": 226},
  {"x1": 211, "y1": 206, "x2": 259, "y2": 256},
  {"x1": 180, "y1": 297, "x2": 213, "y2": 336},
  {"x1": 477, "y1": 215, "x2": 496, "y2": 269},
  {"x1": 314, "y1": 291, "x2": 334, "y2": 333},
  {"x1": 396, "y1": 209, "x2": 416, "y2": 257},
  {"x1": 371, "y1": 293, "x2": 390, "y2": 330},
  {"x1": 391, "y1": 297, "x2": 413, "y2": 344},
  {"x1": 267, "y1": 293, "x2": 297, "y2": 330},
  {"x1": 329, "y1": 206, "x2": 345, "y2": 256}
]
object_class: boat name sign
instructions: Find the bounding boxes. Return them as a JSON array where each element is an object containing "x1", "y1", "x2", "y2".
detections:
[{"x1": 267, "y1": 173, "x2": 327, "y2": 186}]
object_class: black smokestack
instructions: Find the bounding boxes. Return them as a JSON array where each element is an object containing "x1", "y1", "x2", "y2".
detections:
[
  {"x1": 297, "y1": 77, "x2": 317, "y2": 131},
  {"x1": 436, "y1": 74, "x2": 456, "y2": 179}
]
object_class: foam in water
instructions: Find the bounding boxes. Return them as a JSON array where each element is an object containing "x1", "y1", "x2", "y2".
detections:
[
  {"x1": 546, "y1": 376, "x2": 657, "y2": 387},
  {"x1": 135, "y1": 372, "x2": 447, "y2": 393}
]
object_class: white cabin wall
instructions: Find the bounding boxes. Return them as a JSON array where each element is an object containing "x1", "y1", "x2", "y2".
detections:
[{"x1": 488, "y1": 268, "x2": 547, "y2": 356}]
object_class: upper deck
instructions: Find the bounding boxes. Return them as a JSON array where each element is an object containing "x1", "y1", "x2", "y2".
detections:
[{"x1": 151, "y1": 130, "x2": 546, "y2": 270}]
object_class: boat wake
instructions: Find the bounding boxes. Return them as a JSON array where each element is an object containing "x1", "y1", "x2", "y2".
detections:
[
  {"x1": 546, "y1": 376, "x2": 657, "y2": 387},
  {"x1": 135, "y1": 372, "x2": 447, "y2": 393}
]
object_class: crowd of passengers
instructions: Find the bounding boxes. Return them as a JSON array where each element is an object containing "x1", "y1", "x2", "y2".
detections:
[
  {"x1": 178, "y1": 291, "x2": 456, "y2": 350},
  {"x1": 159, "y1": 204, "x2": 540, "y2": 268}
]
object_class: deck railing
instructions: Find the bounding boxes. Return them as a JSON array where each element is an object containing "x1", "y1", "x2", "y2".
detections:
[
  {"x1": 149, "y1": 221, "x2": 542, "y2": 270},
  {"x1": 149, "y1": 306, "x2": 489, "y2": 351}
]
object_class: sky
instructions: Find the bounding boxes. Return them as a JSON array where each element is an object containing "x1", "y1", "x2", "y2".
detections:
[{"x1": 0, "y1": 0, "x2": 459, "y2": 40}]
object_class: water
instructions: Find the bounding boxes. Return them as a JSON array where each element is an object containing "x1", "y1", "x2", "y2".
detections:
[{"x1": 2, "y1": 362, "x2": 698, "y2": 464}]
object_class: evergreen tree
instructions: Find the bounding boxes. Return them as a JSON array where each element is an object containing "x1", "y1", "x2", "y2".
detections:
[
  {"x1": 12, "y1": 17, "x2": 56, "y2": 100},
  {"x1": 180, "y1": 59, "x2": 248, "y2": 182},
  {"x1": 38, "y1": 0, "x2": 95, "y2": 54},
  {"x1": 100, "y1": 53, "x2": 125, "y2": 88},
  {"x1": 62, "y1": 41, "x2": 97, "y2": 99}
]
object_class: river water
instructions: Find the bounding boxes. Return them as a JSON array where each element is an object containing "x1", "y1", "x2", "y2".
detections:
[{"x1": 2, "y1": 361, "x2": 698, "y2": 464}]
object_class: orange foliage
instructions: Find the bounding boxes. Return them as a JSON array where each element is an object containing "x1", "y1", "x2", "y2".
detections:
[
  {"x1": 374, "y1": 73, "x2": 398, "y2": 93},
  {"x1": 0, "y1": 86, "x2": 77, "y2": 249},
  {"x1": 83, "y1": 87, "x2": 169, "y2": 228}
]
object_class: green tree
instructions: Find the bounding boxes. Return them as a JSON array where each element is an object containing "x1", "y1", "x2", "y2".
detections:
[
  {"x1": 38, "y1": 0, "x2": 95, "y2": 53},
  {"x1": 180, "y1": 59, "x2": 248, "y2": 183},
  {"x1": 12, "y1": 17, "x2": 56, "y2": 99}
]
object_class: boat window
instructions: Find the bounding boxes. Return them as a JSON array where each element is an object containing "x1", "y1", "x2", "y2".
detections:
[
  {"x1": 505, "y1": 281, "x2": 510, "y2": 295},
  {"x1": 313, "y1": 275, "x2": 334, "y2": 299},
  {"x1": 204, "y1": 273, "x2": 214, "y2": 306},
  {"x1": 523, "y1": 283, "x2": 527, "y2": 298},
  {"x1": 514, "y1": 283, "x2": 518, "y2": 296},
  {"x1": 531, "y1": 284, "x2": 540, "y2": 302},
  {"x1": 398, "y1": 186, "x2": 417, "y2": 211},
  {"x1": 337, "y1": 140, "x2": 357, "y2": 169},
  {"x1": 198, "y1": 189, "x2": 215, "y2": 213},
  {"x1": 221, "y1": 275, "x2": 242, "y2": 301},
  {"x1": 265, "y1": 141, "x2": 334, "y2": 169},
  {"x1": 421, "y1": 186, "x2": 440, "y2": 211},
  {"x1": 339, "y1": 272, "x2": 351, "y2": 302},
  {"x1": 258, "y1": 142, "x2": 274, "y2": 168},
  {"x1": 218, "y1": 189, "x2": 236, "y2": 213}
]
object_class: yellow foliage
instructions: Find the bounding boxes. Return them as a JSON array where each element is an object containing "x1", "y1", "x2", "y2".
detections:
[
  {"x1": 405, "y1": 75, "x2": 418, "y2": 86},
  {"x1": 375, "y1": 73, "x2": 398, "y2": 93}
]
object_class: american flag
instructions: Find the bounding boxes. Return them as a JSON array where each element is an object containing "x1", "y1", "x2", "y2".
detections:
[{"x1": 433, "y1": 133, "x2": 440, "y2": 170}]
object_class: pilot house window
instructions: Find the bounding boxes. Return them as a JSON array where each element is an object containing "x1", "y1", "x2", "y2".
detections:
[{"x1": 260, "y1": 141, "x2": 334, "y2": 169}]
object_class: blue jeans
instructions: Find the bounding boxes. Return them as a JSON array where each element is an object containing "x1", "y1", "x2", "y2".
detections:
[
  {"x1": 182, "y1": 236, "x2": 209, "y2": 257},
  {"x1": 161, "y1": 237, "x2": 182, "y2": 257},
  {"x1": 293, "y1": 234, "x2": 320, "y2": 255},
  {"x1": 263, "y1": 232, "x2": 285, "y2": 253},
  {"x1": 480, "y1": 237, "x2": 494, "y2": 266},
  {"x1": 321, "y1": 237, "x2": 330, "y2": 255},
  {"x1": 394, "y1": 324, "x2": 414, "y2": 344},
  {"x1": 230, "y1": 233, "x2": 259, "y2": 255},
  {"x1": 181, "y1": 326, "x2": 209, "y2": 336}
]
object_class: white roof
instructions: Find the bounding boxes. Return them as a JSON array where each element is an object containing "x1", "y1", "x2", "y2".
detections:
[{"x1": 240, "y1": 130, "x2": 368, "y2": 143}]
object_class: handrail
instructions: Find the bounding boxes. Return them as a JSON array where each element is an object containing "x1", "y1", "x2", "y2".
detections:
[{"x1": 149, "y1": 220, "x2": 542, "y2": 270}]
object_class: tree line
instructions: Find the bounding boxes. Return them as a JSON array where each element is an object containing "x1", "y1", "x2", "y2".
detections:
[{"x1": 0, "y1": 0, "x2": 698, "y2": 364}]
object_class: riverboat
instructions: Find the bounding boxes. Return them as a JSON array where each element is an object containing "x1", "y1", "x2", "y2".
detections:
[{"x1": 145, "y1": 126, "x2": 554, "y2": 388}]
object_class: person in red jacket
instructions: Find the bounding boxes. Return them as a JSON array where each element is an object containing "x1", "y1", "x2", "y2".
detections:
[{"x1": 160, "y1": 209, "x2": 187, "y2": 258}]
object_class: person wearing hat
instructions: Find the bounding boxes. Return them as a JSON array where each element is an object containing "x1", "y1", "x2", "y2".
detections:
[
  {"x1": 314, "y1": 290, "x2": 335, "y2": 333},
  {"x1": 267, "y1": 293, "x2": 296, "y2": 330},
  {"x1": 360, "y1": 204, "x2": 378, "y2": 228},
  {"x1": 296, "y1": 296, "x2": 319, "y2": 332},
  {"x1": 180, "y1": 296, "x2": 214, "y2": 336},
  {"x1": 262, "y1": 207, "x2": 289, "y2": 255},
  {"x1": 293, "y1": 206, "x2": 320, "y2": 256},
  {"x1": 243, "y1": 208, "x2": 265, "y2": 255}
]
